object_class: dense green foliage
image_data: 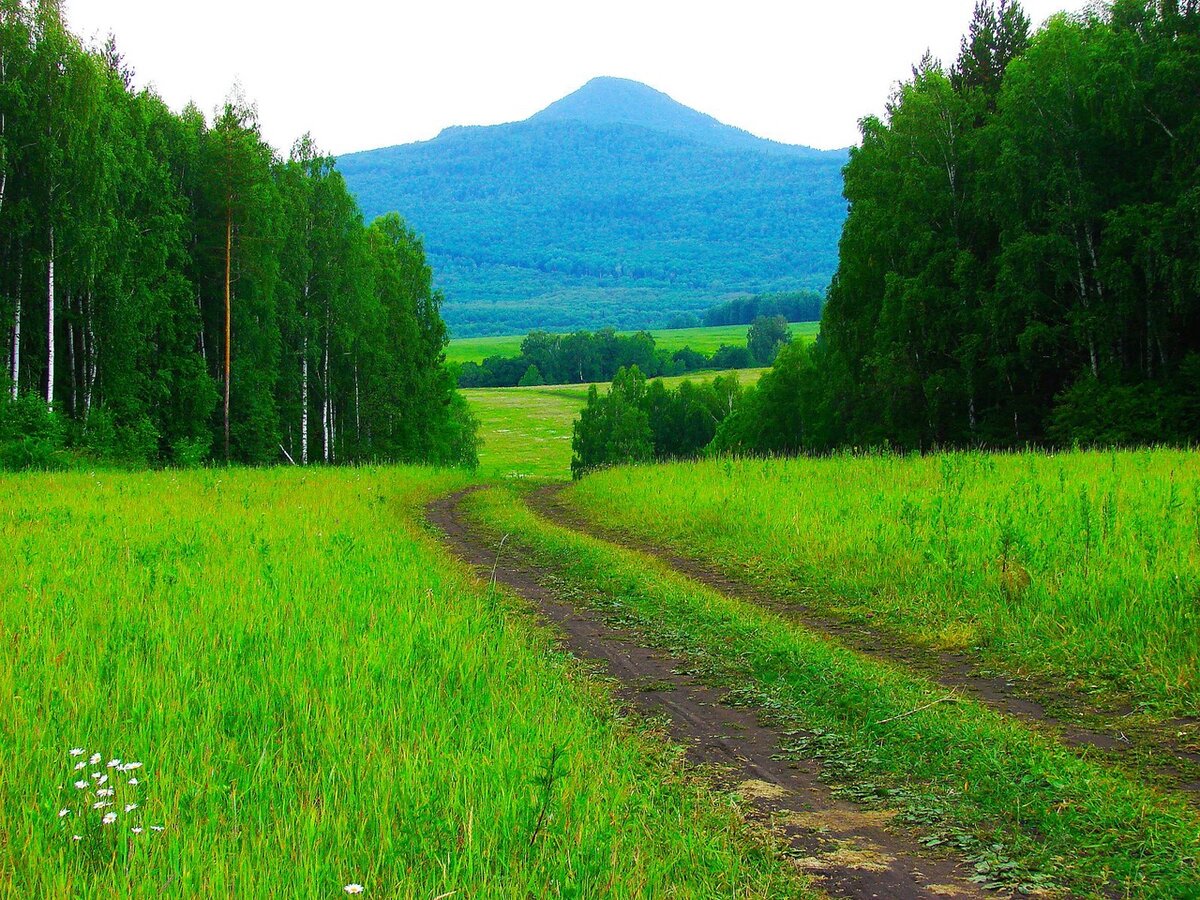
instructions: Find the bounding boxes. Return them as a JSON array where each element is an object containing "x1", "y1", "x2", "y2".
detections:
[
  {"x1": 337, "y1": 78, "x2": 848, "y2": 336},
  {"x1": 457, "y1": 326, "x2": 760, "y2": 388},
  {"x1": 0, "y1": 2, "x2": 476, "y2": 468},
  {"x1": 571, "y1": 367, "x2": 743, "y2": 478},
  {"x1": 702, "y1": 290, "x2": 824, "y2": 326},
  {"x1": 722, "y1": 0, "x2": 1200, "y2": 454}
]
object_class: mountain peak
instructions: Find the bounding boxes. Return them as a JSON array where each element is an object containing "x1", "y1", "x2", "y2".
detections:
[
  {"x1": 530, "y1": 77, "x2": 694, "y2": 127},
  {"x1": 527, "y1": 76, "x2": 818, "y2": 157}
]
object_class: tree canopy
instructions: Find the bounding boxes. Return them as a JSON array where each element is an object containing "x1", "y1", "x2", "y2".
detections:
[{"x1": 0, "y1": 1, "x2": 476, "y2": 469}]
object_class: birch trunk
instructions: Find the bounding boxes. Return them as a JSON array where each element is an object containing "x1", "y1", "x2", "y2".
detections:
[
  {"x1": 66, "y1": 307, "x2": 75, "y2": 416},
  {"x1": 9, "y1": 256, "x2": 20, "y2": 399},
  {"x1": 223, "y1": 208, "x2": 232, "y2": 461},
  {"x1": 322, "y1": 328, "x2": 330, "y2": 463},
  {"x1": 301, "y1": 329, "x2": 309, "y2": 465},
  {"x1": 85, "y1": 296, "x2": 95, "y2": 418},
  {"x1": 46, "y1": 225, "x2": 54, "y2": 407}
]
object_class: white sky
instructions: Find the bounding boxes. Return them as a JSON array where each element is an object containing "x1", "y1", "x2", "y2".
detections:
[{"x1": 64, "y1": 0, "x2": 1090, "y2": 156}]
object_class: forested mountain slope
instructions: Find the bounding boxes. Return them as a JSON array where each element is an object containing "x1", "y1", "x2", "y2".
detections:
[{"x1": 338, "y1": 78, "x2": 847, "y2": 336}]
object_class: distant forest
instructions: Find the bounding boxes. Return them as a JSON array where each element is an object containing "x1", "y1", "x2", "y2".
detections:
[
  {"x1": 0, "y1": 1, "x2": 476, "y2": 469},
  {"x1": 703, "y1": 291, "x2": 824, "y2": 326},
  {"x1": 458, "y1": 319, "x2": 792, "y2": 389},
  {"x1": 338, "y1": 81, "x2": 848, "y2": 337},
  {"x1": 574, "y1": 0, "x2": 1200, "y2": 474}
]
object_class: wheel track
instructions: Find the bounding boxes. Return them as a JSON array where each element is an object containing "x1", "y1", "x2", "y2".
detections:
[
  {"x1": 526, "y1": 482, "x2": 1200, "y2": 804},
  {"x1": 427, "y1": 486, "x2": 997, "y2": 900}
]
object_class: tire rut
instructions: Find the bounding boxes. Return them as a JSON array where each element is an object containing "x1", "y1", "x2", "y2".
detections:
[
  {"x1": 527, "y1": 483, "x2": 1200, "y2": 804},
  {"x1": 427, "y1": 487, "x2": 998, "y2": 900}
]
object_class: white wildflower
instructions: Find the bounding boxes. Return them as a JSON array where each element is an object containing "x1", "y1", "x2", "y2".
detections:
[
  {"x1": 344, "y1": 885, "x2": 364, "y2": 895},
  {"x1": 89, "y1": 753, "x2": 101, "y2": 765},
  {"x1": 97, "y1": 774, "x2": 108, "y2": 786},
  {"x1": 70, "y1": 748, "x2": 85, "y2": 757},
  {"x1": 74, "y1": 761, "x2": 86, "y2": 771},
  {"x1": 127, "y1": 777, "x2": 139, "y2": 786},
  {"x1": 73, "y1": 780, "x2": 88, "y2": 790},
  {"x1": 106, "y1": 758, "x2": 121, "y2": 768},
  {"x1": 124, "y1": 803, "x2": 138, "y2": 813},
  {"x1": 96, "y1": 788, "x2": 114, "y2": 798},
  {"x1": 92, "y1": 800, "x2": 112, "y2": 810},
  {"x1": 122, "y1": 762, "x2": 142, "y2": 770},
  {"x1": 72, "y1": 834, "x2": 82, "y2": 841},
  {"x1": 102, "y1": 812, "x2": 117, "y2": 825},
  {"x1": 91, "y1": 772, "x2": 102, "y2": 779},
  {"x1": 150, "y1": 825, "x2": 164, "y2": 832},
  {"x1": 58, "y1": 808, "x2": 70, "y2": 818},
  {"x1": 130, "y1": 827, "x2": 144, "y2": 835}
]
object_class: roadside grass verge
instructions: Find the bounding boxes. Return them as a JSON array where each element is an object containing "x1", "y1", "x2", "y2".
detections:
[
  {"x1": 0, "y1": 467, "x2": 808, "y2": 898},
  {"x1": 464, "y1": 485, "x2": 1200, "y2": 897},
  {"x1": 565, "y1": 451, "x2": 1200, "y2": 718}
]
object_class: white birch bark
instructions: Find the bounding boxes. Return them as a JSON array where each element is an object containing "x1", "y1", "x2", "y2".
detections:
[
  {"x1": 9, "y1": 262, "x2": 20, "y2": 399},
  {"x1": 66, "y1": 307, "x2": 75, "y2": 416},
  {"x1": 46, "y1": 225, "x2": 54, "y2": 407},
  {"x1": 322, "y1": 329, "x2": 330, "y2": 463},
  {"x1": 301, "y1": 329, "x2": 309, "y2": 465}
]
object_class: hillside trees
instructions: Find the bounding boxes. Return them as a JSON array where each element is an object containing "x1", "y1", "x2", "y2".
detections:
[
  {"x1": 0, "y1": 1, "x2": 475, "y2": 468},
  {"x1": 572, "y1": 0, "x2": 1200, "y2": 465},
  {"x1": 571, "y1": 367, "x2": 742, "y2": 478},
  {"x1": 753, "y1": 0, "x2": 1200, "y2": 453}
]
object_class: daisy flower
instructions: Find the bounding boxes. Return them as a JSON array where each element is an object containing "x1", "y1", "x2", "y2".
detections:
[
  {"x1": 70, "y1": 748, "x2": 85, "y2": 757},
  {"x1": 58, "y1": 809, "x2": 70, "y2": 818},
  {"x1": 344, "y1": 885, "x2": 365, "y2": 895},
  {"x1": 102, "y1": 812, "x2": 117, "y2": 825}
]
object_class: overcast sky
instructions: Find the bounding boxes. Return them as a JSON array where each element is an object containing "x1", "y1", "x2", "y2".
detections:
[{"x1": 64, "y1": 0, "x2": 1091, "y2": 156}]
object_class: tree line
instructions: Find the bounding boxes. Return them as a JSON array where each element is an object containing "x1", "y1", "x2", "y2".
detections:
[
  {"x1": 457, "y1": 319, "x2": 791, "y2": 388},
  {"x1": 791, "y1": 0, "x2": 1199, "y2": 451},
  {"x1": 573, "y1": 0, "x2": 1200, "y2": 473},
  {"x1": 571, "y1": 367, "x2": 744, "y2": 478},
  {"x1": 702, "y1": 291, "x2": 824, "y2": 327},
  {"x1": 0, "y1": 1, "x2": 476, "y2": 469}
]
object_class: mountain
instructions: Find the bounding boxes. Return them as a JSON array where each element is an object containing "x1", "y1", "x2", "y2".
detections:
[{"x1": 338, "y1": 77, "x2": 848, "y2": 336}]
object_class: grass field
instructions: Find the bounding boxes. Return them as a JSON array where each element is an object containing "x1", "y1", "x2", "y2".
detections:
[
  {"x1": 565, "y1": 451, "x2": 1200, "y2": 715},
  {"x1": 463, "y1": 484, "x2": 1200, "y2": 896},
  {"x1": 446, "y1": 322, "x2": 820, "y2": 366},
  {"x1": 0, "y1": 468, "x2": 809, "y2": 897},
  {"x1": 465, "y1": 369, "x2": 768, "y2": 479}
]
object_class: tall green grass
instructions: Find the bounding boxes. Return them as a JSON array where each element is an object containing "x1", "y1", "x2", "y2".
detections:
[
  {"x1": 567, "y1": 451, "x2": 1200, "y2": 713},
  {"x1": 0, "y1": 467, "x2": 806, "y2": 897},
  {"x1": 466, "y1": 484, "x2": 1200, "y2": 896}
]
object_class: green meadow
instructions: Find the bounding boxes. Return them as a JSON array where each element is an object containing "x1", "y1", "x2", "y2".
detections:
[
  {"x1": 462, "y1": 484, "x2": 1200, "y2": 896},
  {"x1": 0, "y1": 468, "x2": 807, "y2": 897},
  {"x1": 445, "y1": 323, "x2": 820, "y2": 366},
  {"x1": 465, "y1": 369, "x2": 769, "y2": 479},
  {"x1": 565, "y1": 452, "x2": 1200, "y2": 715}
]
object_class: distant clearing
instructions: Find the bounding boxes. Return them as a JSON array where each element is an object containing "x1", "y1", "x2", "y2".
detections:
[
  {"x1": 447, "y1": 322, "x2": 819, "y2": 366},
  {"x1": 465, "y1": 368, "x2": 769, "y2": 479}
]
